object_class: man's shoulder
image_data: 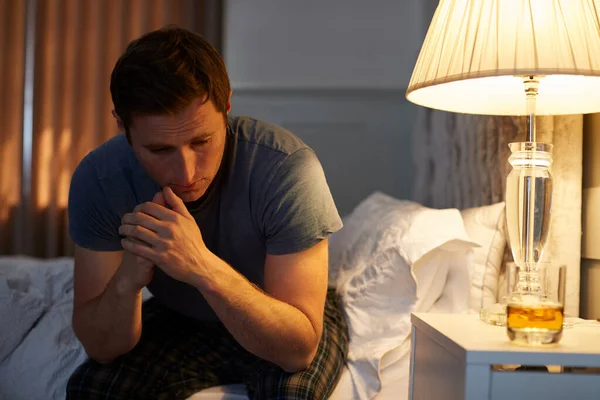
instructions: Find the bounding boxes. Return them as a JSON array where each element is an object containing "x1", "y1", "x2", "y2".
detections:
[
  {"x1": 228, "y1": 116, "x2": 310, "y2": 156},
  {"x1": 76, "y1": 134, "x2": 136, "y2": 181},
  {"x1": 68, "y1": 134, "x2": 143, "y2": 251}
]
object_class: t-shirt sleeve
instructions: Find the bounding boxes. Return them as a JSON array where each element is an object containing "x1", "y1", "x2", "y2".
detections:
[
  {"x1": 68, "y1": 155, "x2": 123, "y2": 251},
  {"x1": 261, "y1": 148, "x2": 343, "y2": 255}
]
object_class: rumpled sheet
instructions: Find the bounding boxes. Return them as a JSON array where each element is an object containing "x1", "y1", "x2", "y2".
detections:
[{"x1": 0, "y1": 257, "x2": 87, "y2": 400}]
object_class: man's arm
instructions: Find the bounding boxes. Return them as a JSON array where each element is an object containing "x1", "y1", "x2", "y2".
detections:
[
  {"x1": 195, "y1": 239, "x2": 328, "y2": 373},
  {"x1": 120, "y1": 187, "x2": 328, "y2": 372},
  {"x1": 72, "y1": 192, "x2": 165, "y2": 363},
  {"x1": 71, "y1": 246, "x2": 153, "y2": 364}
]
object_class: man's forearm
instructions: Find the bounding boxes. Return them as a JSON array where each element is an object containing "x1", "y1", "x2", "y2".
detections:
[
  {"x1": 73, "y1": 269, "x2": 143, "y2": 363},
  {"x1": 193, "y1": 253, "x2": 320, "y2": 373}
]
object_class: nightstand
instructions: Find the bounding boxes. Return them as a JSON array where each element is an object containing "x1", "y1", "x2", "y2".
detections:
[{"x1": 409, "y1": 313, "x2": 600, "y2": 400}]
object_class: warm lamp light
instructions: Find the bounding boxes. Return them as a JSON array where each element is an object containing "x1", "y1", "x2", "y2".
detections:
[
  {"x1": 407, "y1": 0, "x2": 600, "y2": 116},
  {"x1": 408, "y1": 0, "x2": 600, "y2": 346}
]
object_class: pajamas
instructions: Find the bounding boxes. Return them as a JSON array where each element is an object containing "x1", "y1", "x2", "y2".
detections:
[{"x1": 66, "y1": 290, "x2": 348, "y2": 400}]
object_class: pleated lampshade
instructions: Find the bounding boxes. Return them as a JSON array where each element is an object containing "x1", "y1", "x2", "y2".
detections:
[{"x1": 407, "y1": 0, "x2": 600, "y2": 116}]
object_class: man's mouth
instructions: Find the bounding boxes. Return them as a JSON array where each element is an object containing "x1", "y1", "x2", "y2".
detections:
[{"x1": 171, "y1": 181, "x2": 200, "y2": 190}]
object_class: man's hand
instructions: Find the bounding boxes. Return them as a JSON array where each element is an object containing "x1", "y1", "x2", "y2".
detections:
[
  {"x1": 118, "y1": 187, "x2": 208, "y2": 286},
  {"x1": 118, "y1": 250, "x2": 154, "y2": 291},
  {"x1": 117, "y1": 192, "x2": 167, "y2": 291}
]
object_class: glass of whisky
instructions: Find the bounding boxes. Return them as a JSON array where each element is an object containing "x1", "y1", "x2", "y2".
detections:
[{"x1": 506, "y1": 263, "x2": 566, "y2": 346}]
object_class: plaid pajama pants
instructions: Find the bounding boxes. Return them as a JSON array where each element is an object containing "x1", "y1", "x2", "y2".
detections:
[{"x1": 66, "y1": 290, "x2": 348, "y2": 400}]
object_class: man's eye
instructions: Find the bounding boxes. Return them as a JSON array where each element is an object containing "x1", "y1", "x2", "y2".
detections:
[
  {"x1": 150, "y1": 148, "x2": 169, "y2": 153},
  {"x1": 192, "y1": 139, "x2": 210, "y2": 146}
]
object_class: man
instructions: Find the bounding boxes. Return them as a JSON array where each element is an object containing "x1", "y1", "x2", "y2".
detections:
[{"x1": 66, "y1": 26, "x2": 348, "y2": 400}]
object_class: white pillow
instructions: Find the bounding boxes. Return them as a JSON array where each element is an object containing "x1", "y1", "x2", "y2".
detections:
[
  {"x1": 428, "y1": 248, "x2": 474, "y2": 315},
  {"x1": 329, "y1": 192, "x2": 477, "y2": 399},
  {"x1": 460, "y1": 202, "x2": 507, "y2": 313}
]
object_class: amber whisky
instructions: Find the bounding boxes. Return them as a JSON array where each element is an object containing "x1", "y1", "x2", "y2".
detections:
[{"x1": 507, "y1": 303, "x2": 564, "y2": 331}]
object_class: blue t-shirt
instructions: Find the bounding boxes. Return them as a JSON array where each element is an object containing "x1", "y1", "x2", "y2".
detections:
[{"x1": 68, "y1": 116, "x2": 343, "y2": 320}]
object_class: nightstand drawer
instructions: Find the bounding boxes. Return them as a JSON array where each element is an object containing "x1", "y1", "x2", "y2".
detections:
[{"x1": 490, "y1": 370, "x2": 600, "y2": 400}]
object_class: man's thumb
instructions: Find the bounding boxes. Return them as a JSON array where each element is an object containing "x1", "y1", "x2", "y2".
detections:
[
  {"x1": 152, "y1": 191, "x2": 166, "y2": 207},
  {"x1": 163, "y1": 187, "x2": 187, "y2": 214}
]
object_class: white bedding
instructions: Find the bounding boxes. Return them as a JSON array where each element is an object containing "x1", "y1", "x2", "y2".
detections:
[{"x1": 0, "y1": 257, "x2": 86, "y2": 400}]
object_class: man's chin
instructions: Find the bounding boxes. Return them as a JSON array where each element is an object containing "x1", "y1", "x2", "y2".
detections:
[{"x1": 173, "y1": 188, "x2": 206, "y2": 203}]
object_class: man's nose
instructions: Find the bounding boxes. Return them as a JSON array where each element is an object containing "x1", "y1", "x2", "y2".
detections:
[{"x1": 174, "y1": 148, "x2": 196, "y2": 184}]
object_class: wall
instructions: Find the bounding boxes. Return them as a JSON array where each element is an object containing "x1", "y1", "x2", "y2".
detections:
[
  {"x1": 581, "y1": 114, "x2": 600, "y2": 319},
  {"x1": 223, "y1": 0, "x2": 425, "y2": 90},
  {"x1": 223, "y1": 0, "x2": 429, "y2": 215}
]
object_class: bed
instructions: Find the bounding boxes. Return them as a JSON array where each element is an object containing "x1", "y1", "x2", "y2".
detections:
[
  {"x1": 0, "y1": 109, "x2": 584, "y2": 400},
  {"x1": 0, "y1": 191, "x2": 510, "y2": 400}
]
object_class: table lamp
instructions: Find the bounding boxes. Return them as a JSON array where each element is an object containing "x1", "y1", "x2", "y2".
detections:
[{"x1": 407, "y1": 0, "x2": 600, "y2": 345}]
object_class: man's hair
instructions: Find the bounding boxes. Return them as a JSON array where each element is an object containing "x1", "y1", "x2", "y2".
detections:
[{"x1": 110, "y1": 26, "x2": 231, "y2": 134}]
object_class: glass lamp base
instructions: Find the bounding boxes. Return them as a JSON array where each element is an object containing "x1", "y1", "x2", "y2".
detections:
[{"x1": 507, "y1": 327, "x2": 562, "y2": 347}]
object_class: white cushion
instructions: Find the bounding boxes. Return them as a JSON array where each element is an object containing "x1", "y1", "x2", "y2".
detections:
[
  {"x1": 328, "y1": 192, "x2": 477, "y2": 399},
  {"x1": 460, "y1": 202, "x2": 507, "y2": 313}
]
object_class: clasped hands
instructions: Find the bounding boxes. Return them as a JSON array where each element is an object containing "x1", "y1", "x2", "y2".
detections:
[{"x1": 118, "y1": 186, "x2": 207, "y2": 289}]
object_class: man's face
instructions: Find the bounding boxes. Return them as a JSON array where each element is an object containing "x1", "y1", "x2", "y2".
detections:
[{"x1": 125, "y1": 97, "x2": 229, "y2": 203}]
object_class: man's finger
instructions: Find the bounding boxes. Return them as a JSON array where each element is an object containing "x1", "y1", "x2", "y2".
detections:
[
  {"x1": 152, "y1": 191, "x2": 166, "y2": 207},
  {"x1": 119, "y1": 224, "x2": 160, "y2": 247},
  {"x1": 121, "y1": 238, "x2": 157, "y2": 262},
  {"x1": 122, "y1": 211, "x2": 165, "y2": 233},
  {"x1": 163, "y1": 187, "x2": 189, "y2": 215},
  {"x1": 132, "y1": 202, "x2": 177, "y2": 221}
]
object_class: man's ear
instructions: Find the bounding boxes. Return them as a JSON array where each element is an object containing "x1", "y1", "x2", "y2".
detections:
[{"x1": 111, "y1": 110, "x2": 126, "y2": 133}]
